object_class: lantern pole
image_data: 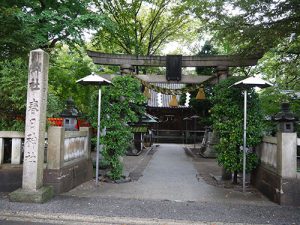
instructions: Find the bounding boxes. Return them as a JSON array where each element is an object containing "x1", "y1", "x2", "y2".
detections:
[
  {"x1": 95, "y1": 88, "x2": 102, "y2": 186},
  {"x1": 242, "y1": 90, "x2": 247, "y2": 193}
]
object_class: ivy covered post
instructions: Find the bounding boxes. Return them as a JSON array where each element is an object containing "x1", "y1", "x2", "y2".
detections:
[
  {"x1": 76, "y1": 73, "x2": 112, "y2": 185},
  {"x1": 96, "y1": 75, "x2": 146, "y2": 180},
  {"x1": 231, "y1": 77, "x2": 272, "y2": 192},
  {"x1": 210, "y1": 77, "x2": 266, "y2": 186}
]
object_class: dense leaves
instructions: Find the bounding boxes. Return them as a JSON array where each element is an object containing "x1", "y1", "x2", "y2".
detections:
[
  {"x1": 0, "y1": 0, "x2": 102, "y2": 59},
  {"x1": 48, "y1": 45, "x2": 96, "y2": 116},
  {"x1": 92, "y1": 0, "x2": 192, "y2": 56},
  {"x1": 189, "y1": 0, "x2": 300, "y2": 55},
  {"x1": 210, "y1": 77, "x2": 265, "y2": 180},
  {"x1": 0, "y1": 58, "x2": 28, "y2": 126},
  {"x1": 89, "y1": 75, "x2": 146, "y2": 180}
]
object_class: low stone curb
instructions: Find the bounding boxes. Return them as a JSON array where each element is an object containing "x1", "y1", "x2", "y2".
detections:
[{"x1": 0, "y1": 210, "x2": 269, "y2": 225}]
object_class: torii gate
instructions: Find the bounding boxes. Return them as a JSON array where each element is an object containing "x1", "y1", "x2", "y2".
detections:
[{"x1": 87, "y1": 50, "x2": 262, "y2": 84}]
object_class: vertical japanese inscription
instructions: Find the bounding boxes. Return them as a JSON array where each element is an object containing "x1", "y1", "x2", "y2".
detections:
[
  {"x1": 29, "y1": 52, "x2": 41, "y2": 91},
  {"x1": 23, "y1": 51, "x2": 46, "y2": 165},
  {"x1": 22, "y1": 49, "x2": 48, "y2": 190}
]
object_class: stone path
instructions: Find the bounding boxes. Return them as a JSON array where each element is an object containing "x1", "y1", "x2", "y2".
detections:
[{"x1": 66, "y1": 144, "x2": 273, "y2": 205}]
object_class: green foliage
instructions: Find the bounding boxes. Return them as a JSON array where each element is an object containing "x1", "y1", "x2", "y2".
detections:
[
  {"x1": 210, "y1": 77, "x2": 265, "y2": 173},
  {"x1": 89, "y1": 75, "x2": 146, "y2": 180},
  {"x1": 0, "y1": 119, "x2": 25, "y2": 132},
  {"x1": 189, "y1": 0, "x2": 300, "y2": 55},
  {"x1": 92, "y1": 0, "x2": 193, "y2": 56},
  {"x1": 0, "y1": 0, "x2": 103, "y2": 59},
  {"x1": 0, "y1": 58, "x2": 28, "y2": 119},
  {"x1": 196, "y1": 41, "x2": 218, "y2": 75},
  {"x1": 49, "y1": 45, "x2": 97, "y2": 116}
]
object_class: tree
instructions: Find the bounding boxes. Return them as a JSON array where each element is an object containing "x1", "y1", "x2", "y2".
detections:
[
  {"x1": 0, "y1": 0, "x2": 102, "y2": 59},
  {"x1": 48, "y1": 45, "x2": 97, "y2": 116},
  {"x1": 188, "y1": 0, "x2": 300, "y2": 124},
  {"x1": 92, "y1": 0, "x2": 193, "y2": 56},
  {"x1": 210, "y1": 77, "x2": 264, "y2": 183},
  {"x1": 188, "y1": 0, "x2": 300, "y2": 55},
  {"x1": 89, "y1": 75, "x2": 146, "y2": 180},
  {"x1": 0, "y1": 58, "x2": 28, "y2": 130}
]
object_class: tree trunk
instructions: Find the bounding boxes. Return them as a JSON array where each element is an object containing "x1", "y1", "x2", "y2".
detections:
[{"x1": 221, "y1": 168, "x2": 232, "y2": 180}]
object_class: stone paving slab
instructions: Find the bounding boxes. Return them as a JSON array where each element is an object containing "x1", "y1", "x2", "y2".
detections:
[{"x1": 67, "y1": 144, "x2": 273, "y2": 206}]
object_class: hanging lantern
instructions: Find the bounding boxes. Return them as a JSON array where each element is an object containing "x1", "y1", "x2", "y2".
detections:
[
  {"x1": 196, "y1": 85, "x2": 205, "y2": 100},
  {"x1": 169, "y1": 95, "x2": 178, "y2": 107},
  {"x1": 143, "y1": 87, "x2": 151, "y2": 99}
]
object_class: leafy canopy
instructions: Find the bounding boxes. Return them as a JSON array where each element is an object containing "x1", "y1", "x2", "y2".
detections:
[
  {"x1": 210, "y1": 77, "x2": 265, "y2": 174},
  {"x1": 89, "y1": 75, "x2": 146, "y2": 180},
  {"x1": 189, "y1": 0, "x2": 300, "y2": 55},
  {"x1": 0, "y1": 0, "x2": 103, "y2": 59},
  {"x1": 92, "y1": 0, "x2": 193, "y2": 56}
]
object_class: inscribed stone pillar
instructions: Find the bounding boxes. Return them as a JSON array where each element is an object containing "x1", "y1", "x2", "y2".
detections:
[
  {"x1": 9, "y1": 49, "x2": 53, "y2": 203},
  {"x1": 22, "y1": 49, "x2": 48, "y2": 190}
]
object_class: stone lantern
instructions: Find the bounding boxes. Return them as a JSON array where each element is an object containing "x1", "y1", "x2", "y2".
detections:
[
  {"x1": 273, "y1": 102, "x2": 298, "y2": 133},
  {"x1": 60, "y1": 97, "x2": 79, "y2": 131}
]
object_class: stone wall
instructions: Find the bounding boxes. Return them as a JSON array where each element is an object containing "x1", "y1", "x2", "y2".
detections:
[
  {"x1": 0, "y1": 127, "x2": 93, "y2": 193},
  {"x1": 252, "y1": 132, "x2": 300, "y2": 206},
  {"x1": 44, "y1": 126, "x2": 93, "y2": 194}
]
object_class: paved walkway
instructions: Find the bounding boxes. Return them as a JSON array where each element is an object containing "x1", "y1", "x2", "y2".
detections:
[{"x1": 66, "y1": 144, "x2": 272, "y2": 205}]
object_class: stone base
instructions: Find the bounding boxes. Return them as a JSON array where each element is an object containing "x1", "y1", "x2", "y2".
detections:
[
  {"x1": 252, "y1": 164, "x2": 300, "y2": 206},
  {"x1": 200, "y1": 145, "x2": 217, "y2": 158},
  {"x1": 9, "y1": 186, "x2": 53, "y2": 203},
  {"x1": 44, "y1": 159, "x2": 93, "y2": 194}
]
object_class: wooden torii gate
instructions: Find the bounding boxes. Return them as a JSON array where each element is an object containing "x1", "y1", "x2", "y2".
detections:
[{"x1": 87, "y1": 50, "x2": 262, "y2": 84}]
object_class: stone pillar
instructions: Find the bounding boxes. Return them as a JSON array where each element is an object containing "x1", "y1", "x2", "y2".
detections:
[
  {"x1": 216, "y1": 66, "x2": 229, "y2": 82},
  {"x1": 277, "y1": 132, "x2": 297, "y2": 178},
  {"x1": 11, "y1": 138, "x2": 22, "y2": 164},
  {"x1": 9, "y1": 49, "x2": 53, "y2": 203},
  {"x1": 120, "y1": 64, "x2": 134, "y2": 75},
  {"x1": 0, "y1": 138, "x2": 4, "y2": 165},
  {"x1": 80, "y1": 127, "x2": 92, "y2": 159},
  {"x1": 47, "y1": 127, "x2": 65, "y2": 170}
]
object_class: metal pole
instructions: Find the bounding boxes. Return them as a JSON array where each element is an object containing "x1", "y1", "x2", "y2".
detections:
[
  {"x1": 243, "y1": 90, "x2": 247, "y2": 192},
  {"x1": 95, "y1": 88, "x2": 102, "y2": 186},
  {"x1": 194, "y1": 119, "x2": 196, "y2": 150}
]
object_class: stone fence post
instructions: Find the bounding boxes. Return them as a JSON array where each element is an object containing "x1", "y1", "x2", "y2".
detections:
[
  {"x1": 79, "y1": 127, "x2": 92, "y2": 160},
  {"x1": 277, "y1": 132, "x2": 297, "y2": 179},
  {"x1": 47, "y1": 127, "x2": 65, "y2": 170}
]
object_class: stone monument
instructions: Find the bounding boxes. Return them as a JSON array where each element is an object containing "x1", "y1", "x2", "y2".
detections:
[{"x1": 9, "y1": 49, "x2": 53, "y2": 203}]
